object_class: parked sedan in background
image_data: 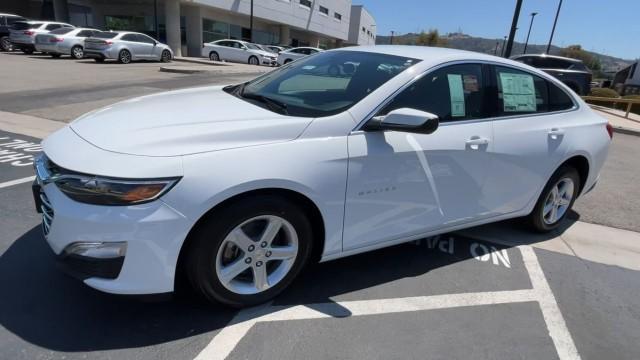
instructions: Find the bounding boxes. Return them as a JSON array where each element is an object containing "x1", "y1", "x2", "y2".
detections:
[
  {"x1": 35, "y1": 46, "x2": 610, "y2": 308},
  {"x1": 276, "y1": 46, "x2": 322, "y2": 65},
  {"x1": 84, "y1": 31, "x2": 173, "y2": 64},
  {"x1": 202, "y1": 39, "x2": 277, "y2": 66},
  {"x1": 511, "y1": 54, "x2": 592, "y2": 95},
  {"x1": 264, "y1": 45, "x2": 285, "y2": 54},
  {"x1": 0, "y1": 13, "x2": 27, "y2": 51},
  {"x1": 9, "y1": 20, "x2": 74, "y2": 54},
  {"x1": 35, "y1": 27, "x2": 99, "y2": 59}
]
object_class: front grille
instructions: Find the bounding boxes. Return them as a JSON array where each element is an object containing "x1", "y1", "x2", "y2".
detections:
[{"x1": 40, "y1": 191, "x2": 54, "y2": 236}]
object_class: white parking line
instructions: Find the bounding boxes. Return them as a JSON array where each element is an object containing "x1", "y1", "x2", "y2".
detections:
[
  {"x1": 194, "y1": 245, "x2": 580, "y2": 360},
  {"x1": 0, "y1": 176, "x2": 35, "y2": 189}
]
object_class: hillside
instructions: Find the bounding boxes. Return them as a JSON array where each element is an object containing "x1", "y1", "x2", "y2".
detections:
[{"x1": 376, "y1": 32, "x2": 633, "y2": 72}]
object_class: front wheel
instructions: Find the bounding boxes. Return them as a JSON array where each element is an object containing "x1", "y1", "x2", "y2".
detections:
[
  {"x1": 209, "y1": 51, "x2": 219, "y2": 61},
  {"x1": 527, "y1": 165, "x2": 580, "y2": 232},
  {"x1": 0, "y1": 36, "x2": 11, "y2": 51},
  {"x1": 248, "y1": 55, "x2": 259, "y2": 65},
  {"x1": 185, "y1": 195, "x2": 313, "y2": 307},
  {"x1": 160, "y1": 49, "x2": 172, "y2": 62}
]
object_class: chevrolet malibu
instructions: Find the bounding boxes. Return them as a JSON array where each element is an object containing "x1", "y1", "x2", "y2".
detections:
[{"x1": 35, "y1": 46, "x2": 611, "y2": 307}]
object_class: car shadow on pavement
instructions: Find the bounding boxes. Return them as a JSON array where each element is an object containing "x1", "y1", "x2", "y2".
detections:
[{"x1": 0, "y1": 215, "x2": 578, "y2": 352}]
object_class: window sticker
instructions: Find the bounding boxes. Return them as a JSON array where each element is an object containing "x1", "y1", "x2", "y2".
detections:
[
  {"x1": 499, "y1": 72, "x2": 536, "y2": 112},
  {"x1": 447, "y1": 74, "x2": 465, "y2": 117}
]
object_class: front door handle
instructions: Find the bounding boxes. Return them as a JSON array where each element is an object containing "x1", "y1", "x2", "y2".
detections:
[
  {"x1": 465, "y1": 136, "x2": 489, "y2": 150},
  {"x1": 548, "y1": 128, "x2": 565, "y2": 140}
]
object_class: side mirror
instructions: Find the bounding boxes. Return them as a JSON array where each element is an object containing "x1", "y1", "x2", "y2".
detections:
[{"x1": 364, "y1": 108, "x2": 439, "y2": 135}]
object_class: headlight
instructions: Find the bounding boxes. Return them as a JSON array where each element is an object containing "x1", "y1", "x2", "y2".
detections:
[{"x1": 54, "y1": 176, "x2": 179, "y2": 206}]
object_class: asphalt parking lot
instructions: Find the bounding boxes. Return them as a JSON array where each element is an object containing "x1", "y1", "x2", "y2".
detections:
[{"x1": 1, "y1": 53, "x2": 640, "y2": 360}]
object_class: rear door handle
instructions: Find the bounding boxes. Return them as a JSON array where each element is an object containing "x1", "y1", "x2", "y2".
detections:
[
  {"x1": 465, "y1": 136, "x2": 490, "y2": 149},
  {"x1": 548, "y1": 128, "x2": 565, "y2": 140}
]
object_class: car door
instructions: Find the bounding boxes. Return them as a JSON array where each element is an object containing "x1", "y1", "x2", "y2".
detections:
[
  {"x1": 119, "y1": 34, "x2": 142, "y2": 58},
  {"x1": 138, "y1": 34, "x2": 160, "y2": 59},
  {"x1": 481, "y1": 64, "x2": 576, "y2": 215},
  {"x1": 218, "y1": 41, "x2": 235, "y2": 61},
  {"x1": 343, "y1": 63, "x2": 495, "y2": 251},
  {"x1": 230, "y1": 41, "x2": 248, "y2": 62}
]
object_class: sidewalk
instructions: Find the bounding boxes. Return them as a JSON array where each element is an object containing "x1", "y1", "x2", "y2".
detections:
[{"x1": 590, "y1": 104, "x2": 640, "y2": 136}]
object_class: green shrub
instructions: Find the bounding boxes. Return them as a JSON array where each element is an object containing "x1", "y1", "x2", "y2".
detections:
[{"x1": 589, "y1": 87, "x2": 619, "y2": 98}]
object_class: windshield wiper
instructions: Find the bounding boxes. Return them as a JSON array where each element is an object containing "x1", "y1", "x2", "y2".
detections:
[{"x1": 241, "y1": 92, "x2": 289, "y2": 115}]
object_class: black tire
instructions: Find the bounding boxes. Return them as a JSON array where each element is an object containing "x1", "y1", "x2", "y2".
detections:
[
  {"x1": 248, "y1": 55, "x2": 259, "y2": 65},
  {"x1": 160, "y1": 49, "x2": 172, "y2": 62},
  {"x1": 50, "y1": 53, "x2": 61, "y2": 58},
  {"x1": 185, "y1": 195, "x2": 314, "y2": 307},
  {"x1": 0, "y1": 36, "x2": 11, "y2": 52},
  {"x1": 527, "y1": 165, "x2": 580, "y2": 233},
  {"x1": 71, "y1": 45, "x2": 84, "y2": 59},
  {"x1": 94, "y1": 58, "x2": 105, "y2": 63},
  {"x1": 118, "y1": 49, "x2": 131, "y2": 64},
  {"x1": 209, "y1": 51, "x2": 219, "y2": 61},
  {"x1": 284, "y1": 59, "x2": 292, "y2": 64},
  {"x1": 22, "y1": 48, "x2": 34, "y2": 55}
]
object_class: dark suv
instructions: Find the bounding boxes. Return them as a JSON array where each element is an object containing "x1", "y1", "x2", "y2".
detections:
[
  {"x1": 0, "y1": 13, "x2": 27, "y2": 51},
  {"x1": 511, "y1": 54, "x2": 592, "y2": 95}
]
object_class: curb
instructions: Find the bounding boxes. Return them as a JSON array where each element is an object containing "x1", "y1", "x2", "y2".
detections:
[
  {"x1": 159, "y1": 66, "x2": 210, "y2": 74},
  {"x1": 174, "y1": 57, "x2": 232, "y2": 67},
  {"x1": 612, "y1": 126, "x2": 640, "y2": 137}
]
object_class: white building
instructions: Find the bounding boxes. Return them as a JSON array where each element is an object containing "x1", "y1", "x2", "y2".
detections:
[
  {"x1": 3, "y1": 0, "x2": 376, "y2": 56},
  {"x1": 347, "y1": 4, "x2": 375, "y2": 46}
]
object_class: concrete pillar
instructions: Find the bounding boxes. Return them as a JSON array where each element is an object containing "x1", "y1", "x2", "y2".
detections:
[
  {"x1": 183, "y1": 5, "x2": 202, "y2": 57},
  {"x1": 53, "y1": 0, "x2": 69, "y2": 22},
  {"x1": 279, "y1": 25, "x2": 290, "y2": 46},
  {"x1": 165, "y1": 0, "x2": 182, "y2": 57}
]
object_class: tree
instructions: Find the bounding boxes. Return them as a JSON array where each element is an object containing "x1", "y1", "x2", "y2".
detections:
[
  {"x1": 559, "y1": 44, "x2": 602, "y2": 71},
  {"x1": 415, "y1": 29, "x2": 448, "y2": 47}
]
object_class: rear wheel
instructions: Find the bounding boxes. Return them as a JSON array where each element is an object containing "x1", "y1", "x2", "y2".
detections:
[
  {"x1": 71, "y1": 45, "x2": 84, "y2": 59},
  {"x1": 0, "y1": 36, "x2": 11, "y2": 51},
  {"x1": 118, "y1": 49, "x2": 131, "y2": 64},
  {"x1": 160, "y1": 49, "x2": 172, "y2": 62},
  {"x1": 185, "y1": 195, "x2": 313, "y2": 307},
  {"x1": 248, "y1": 55, "x2": 259, "y2": 65},
  {"x1": 209, "y1": 51, "x2": 219, "y2": 61},
  {"x1": 527, "y1": 165, "x2": 580, "y2": 232}
]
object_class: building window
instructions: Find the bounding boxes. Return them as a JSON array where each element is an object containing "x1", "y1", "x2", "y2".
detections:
[
  {"x1": 300, "y1": 0, "x2": 312, "y2": 8},
  {"x1": 203, "y1": 18, "x2": 230, "y2": 43},
  {"x1": 319, "y1": 6, "x2": 329, "y2": 15},
  {"x1": 334, "y1": 12, "x2": 342, "y2": 21}
]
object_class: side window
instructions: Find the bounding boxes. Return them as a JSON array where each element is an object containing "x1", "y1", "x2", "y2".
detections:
[
  {"x1": 121, "y1": 34, "x2": 138, "y2": 42},
  {"x1": 76, "y1": 30, "x2": 92, "y2": 38},
  {"x1": 137, "y1": 34, "x2": 155, "y2": 44},
  {"x1": 548, "y1": 82, "x2": 575, "y2": 111},
  {"x1": 380, "y1": 64, "x2": 487, "y2": 122},
  {"x1": 495, "y1": 66, "x2": 549, "y2": 115}
]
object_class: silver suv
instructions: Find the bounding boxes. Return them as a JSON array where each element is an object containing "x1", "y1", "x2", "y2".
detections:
[
  {"x1": 84, "y1": 31, "x2": 173, "y2": 64},
  {"x1": 9, "y1": 20, "x2": 74, "y2": 54}
]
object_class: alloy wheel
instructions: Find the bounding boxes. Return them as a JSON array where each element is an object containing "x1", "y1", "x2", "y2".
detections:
[
  {"x1": 0, "y1": 37, "x2": 11, "y2": 51},
  {"x1": 215, "y1": 215, "x2": 299, "y2": 295},
  {"x1": 120, "y1": 50, "x2": 131, "y2": 64},
  {"x1": 249, "y1": 56, "x2": 259, "y2": 65},
  {"x1": 542, "y1": 177, "x2": 574, "y2": 225},
  {"x1": 209, "y1": 52, "x2": 219, "y2": 61},
  {"x1": 72, "y1": 46, "x2": 83, "y2": 59}
]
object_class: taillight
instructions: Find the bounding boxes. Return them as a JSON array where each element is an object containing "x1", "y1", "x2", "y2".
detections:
[
  {"x1": 23, "y1": 30, "x2": 35, "y2": 36},
  {"x1": 606, "y1": 123, "x2": 613, "y2": 139},
  {"x1": 50, "y1": 37, "x2": 63, "y2": 43},
  {"x1": 105, "y1": 40, "x2": 113, "y2": 45}
]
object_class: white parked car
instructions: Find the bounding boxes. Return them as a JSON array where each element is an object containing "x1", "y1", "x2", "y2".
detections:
[
  {"x1": 83, "y1": 31, "x2": 173, "y2": 63},
  {"x1": 35, "y1": 46, "x2": 611, "y2": 307},
  {"x1": 202, "y1": 39, "x2": 277, "y2": 66},
  {"x1": 277, "y1": 46, "x2": 322, "y2": 65},
  {"x1": 9, "y1": 20, "x2": 74, "y2": 54},
  {"x1": 35, "y1": 27, "x2": 99, "y2": 59}
]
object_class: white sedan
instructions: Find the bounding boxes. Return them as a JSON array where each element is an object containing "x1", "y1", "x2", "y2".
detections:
[
  {"x1": 276, "y1": 46, "x2": 322, "y2": 65},
  {"x1": 202, "y1": 39, "x2": 277, "y2": 66},
  {"x1": 35, "y1": 46, "x2": 610, "y2": 307}
]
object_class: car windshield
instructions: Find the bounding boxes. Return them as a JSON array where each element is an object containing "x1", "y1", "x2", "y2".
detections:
[
  {"x1": 228, "y1": 50, "x2": 419, "y2": 117},
  {"x1": 93, "y1": 32, "x2": 118, "y2": 39},
  {"x1": 246, "y1": 43, "x2": 260, "y2": 50},
  {"x1": 49, "y1": 27, "x2": 74, "y2": 35}
]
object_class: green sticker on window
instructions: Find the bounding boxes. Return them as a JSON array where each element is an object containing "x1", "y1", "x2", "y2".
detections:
[
  {"x1": 499, "y1": 73, "x2": 536, "y2": 112},
  {"x1": 447, "y1": 74, "x2": 465, "y2": 117}
]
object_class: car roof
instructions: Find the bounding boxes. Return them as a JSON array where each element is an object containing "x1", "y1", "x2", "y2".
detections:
[
  {"x1": 0, "y1": 13, "x2": 24, "y2": 17},
  {"x1": 511, "y1": 53, "x2": 584, "y2": 63}
]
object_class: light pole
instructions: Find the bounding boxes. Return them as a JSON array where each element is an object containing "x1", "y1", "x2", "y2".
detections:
[
  {"x1": 390, "y1": 31, "x2": 395, "y2": 45},
  {"x1": 504, "y1": 0, "x2": 523, "y2": 58},
  {"x1": 546, "y1": 0, "x2": 563, "y2": 54},
  {"x1": 249, "y1": 0, "x2": 254, "y2": 42},
  {"x1": 523, "y1": 12, "x2": 538, "y2": 54},
  {"x1": 153, "y1": 0, "x2": 159, "y2": 40}
]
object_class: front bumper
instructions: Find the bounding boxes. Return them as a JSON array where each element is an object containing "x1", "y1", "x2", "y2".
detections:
[{"x1": 34, "y1": 177, "x2": 192, "y2": 295}]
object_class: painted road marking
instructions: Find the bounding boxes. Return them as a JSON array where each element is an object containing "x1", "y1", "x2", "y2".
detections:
[
  {"x1": 0, "y1": 176, "x2": 36, "y2": 189},
  {"x1": 0, "y1": 136, "x2": 41, "y2": 167},
  {"x1": 194, "y1": 245, "x2": 580, "y2": 360},
  {"x1": 423, "y1": 234, "x2": 512, "y2": 268}
]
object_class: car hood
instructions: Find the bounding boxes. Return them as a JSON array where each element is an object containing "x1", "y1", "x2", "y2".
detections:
[{"x1": 70, "y1": 86, "x2": 313, "y2": 157}]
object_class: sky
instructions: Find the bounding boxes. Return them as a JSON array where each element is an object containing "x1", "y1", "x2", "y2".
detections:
[{"x1": 357, "y1": 0, "x2": 640, "y2": 60}]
